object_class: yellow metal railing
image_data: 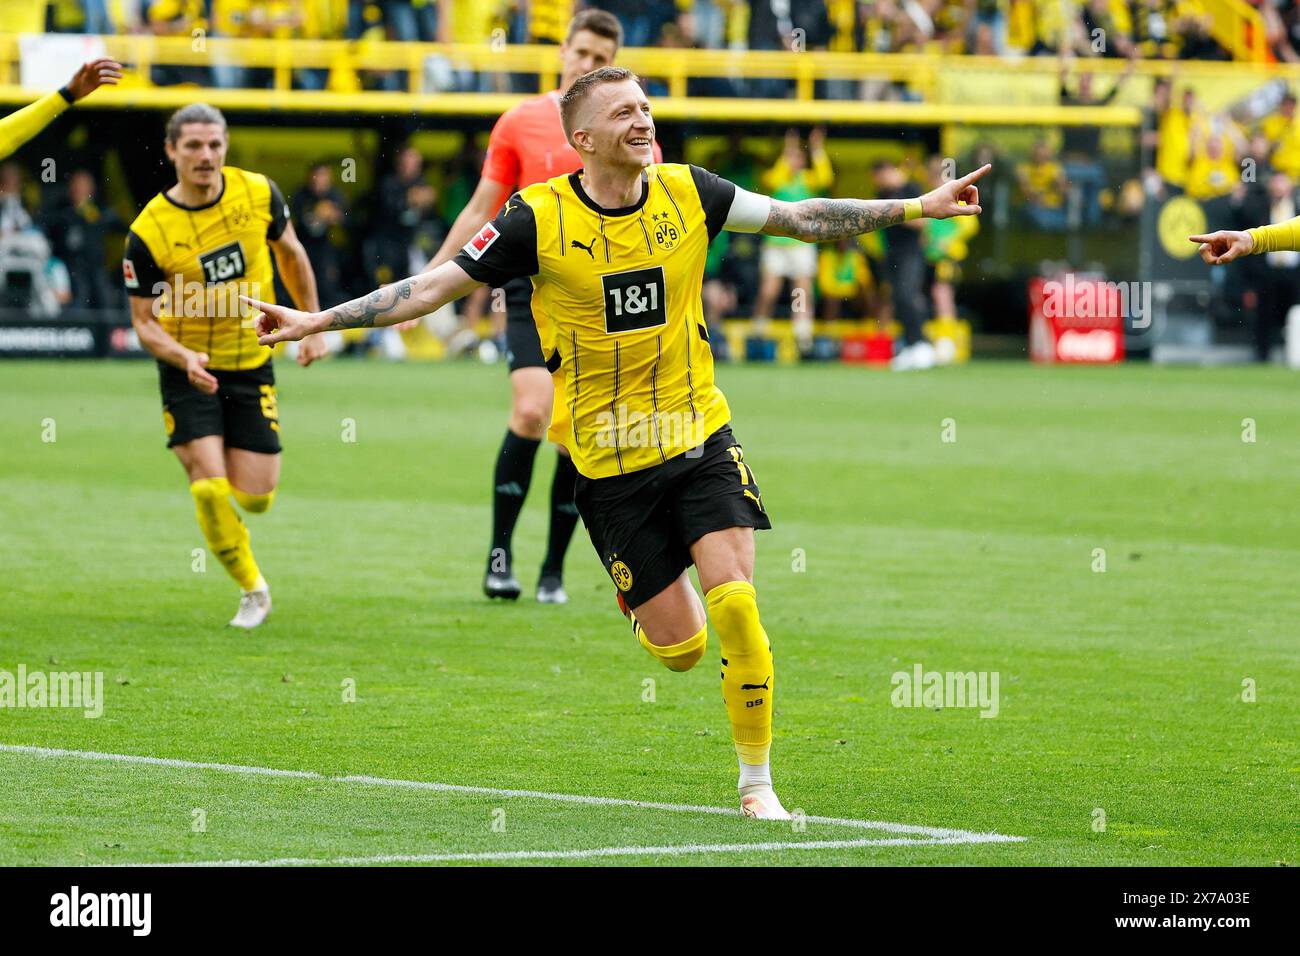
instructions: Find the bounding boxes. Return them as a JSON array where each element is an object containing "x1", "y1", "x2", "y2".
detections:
[
  {"x1": 6, "y1": 34, "x2": 1300, "y2": 124},
  {"x1": 1199, "y1": 0, "x2": 1268, "y2": 64}
]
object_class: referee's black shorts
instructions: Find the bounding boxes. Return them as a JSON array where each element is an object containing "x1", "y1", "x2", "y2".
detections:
[
  {"x1": 500, "y1": 275, "x2": 545, "y2": 372},
  {"x1": 574, "y1": 425, "x2": 772, "y2": 610}
]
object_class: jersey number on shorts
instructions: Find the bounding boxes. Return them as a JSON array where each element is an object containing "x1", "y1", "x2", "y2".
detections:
[
  {"x1": 602, "y1": 266, "x2": 667, "y2": 334},
  {"x1": 728, "y1": 445, "x2": 764, "y2": 512},
  {"x1": 199, "y1": 241, "x2": 247, "y2": 284},
  {"x1": 259, "y1": 384, "x2": 279, "y2": 423}
]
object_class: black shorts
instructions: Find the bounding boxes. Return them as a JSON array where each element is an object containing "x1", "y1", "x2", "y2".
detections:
[
  {"x1": 158, "y1": 360, "x2": 281, "y2": 454},
  {"x1": 574, "y1": 425, "x2": 772, "y2": 609},
  {"x1": 501, "y1": 276, "x2": 545, "y2": 372}
]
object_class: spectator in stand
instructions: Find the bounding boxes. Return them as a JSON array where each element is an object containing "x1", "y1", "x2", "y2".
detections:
[
  {"x1": 1259, "y1": 93, "x2": 1300, "y2": 181},
  {"x1": 817, "y1": 238, "x2": 874, "y2": 322},
  {"x1": 1172, "y1": 0, "x2": 1223, "y2": 59},
  {"x1": 1250, "y1": 171, "x2": 1300, "y2": 361},
  {"x1": 1059, "y1": 57, "x2": 1133, "y2": 227},
  {"x1": 1079, "y1": 0, "x2": 1134, "y2": 57},
  {"x1": 602, "y1": 0, "x2": 678, "y2": 48},
  {"x1": 0, "y1": 162, "x2": 33, "y2": 237},
  {"x1": 291, "y1": 162, "x2": 349, "y2": 310},
  {"x1": 967, "y1": 0, "x2": 1011, "y2": 55},
  {"x1": 1153, "y1": 87, "x2": 1203, "y2": 194},
  {"x1": 1185, "y1": 116, "x2": 1245, "y2": 200},
  {"x1": 752, "y1": 128, "x2": 834, "y2": 353},
  {"x1": 530, "y1": 0, "x2": 577, "y2": 45},
  {"x1": 40, "y1": 169, "x2": 122, "y2": 311},
  {"x1": 0, "y1": 162, "x2": 61, "y2": 316},
  {"x1": 374, "y1": 146, "x2": 439, "y2": 285},
  {"x1": 1017, "y1": 141, "x2": 1068, "y2": 230},
  {"x1": 873, "y1": 158, "x2": 933, "y2": 370},
  {"x1": 1131, "y1": 0, "x2": 1177, "y2": 59},
  {"x1": 145, "y1": 0, "x2": 210, "y2": 86},
  {"x1": 748, "y1": 0, "x2": 832, "y2": 97},
  {"x1": 1276, "y1": 0, "x2": 1300, "y2": 62}
]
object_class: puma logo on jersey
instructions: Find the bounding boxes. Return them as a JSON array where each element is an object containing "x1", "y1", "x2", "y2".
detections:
[
  {"x1": 741, "y1": 677, "x2": 770, "y2": 691},
  {"x1": 571, "y1": 237, "x2": 597, "y2": 259}
]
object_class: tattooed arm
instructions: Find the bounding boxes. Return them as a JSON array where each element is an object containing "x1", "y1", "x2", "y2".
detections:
[
  {"x1": 243, "y1": 261, "x2": 483, "y2": 345},
  {"x1": 760, "y1": 164, "x2": 992, "y2": 242}
]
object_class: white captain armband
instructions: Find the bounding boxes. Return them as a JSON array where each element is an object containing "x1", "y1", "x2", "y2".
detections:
[{"x1": 723, "y1": 186, "x2": 772, "y2": 233}]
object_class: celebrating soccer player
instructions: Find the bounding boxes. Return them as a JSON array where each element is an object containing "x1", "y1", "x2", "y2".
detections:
[
  {"x1": 246, "y1": 69, "x2": 987, "y2": 816},
  {"x1": 124, "y1": 104, "x2": 328, "y2": 629},
  {"x1": 0, "y1": 58, "x2": 122, "y2": 161},
  {"x1": 421, "y1": 9, "x2": 659, "y2": 605}
]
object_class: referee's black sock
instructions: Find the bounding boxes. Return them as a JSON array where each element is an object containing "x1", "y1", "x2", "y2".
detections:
[
  {"x1": 489, "y1": 429, "x2": 540, "y2": 573},
  {"x1": 541, "y1": 452, "x2": 580, "y2": 579}
]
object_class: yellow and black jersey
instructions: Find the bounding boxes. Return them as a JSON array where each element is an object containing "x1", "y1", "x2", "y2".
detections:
[
  {"x1": 454, "y1": 163, "x2": 739, "y2": 480},
  {"x1": 123, "y1": 166, "x2": 289, "y2": 372}
]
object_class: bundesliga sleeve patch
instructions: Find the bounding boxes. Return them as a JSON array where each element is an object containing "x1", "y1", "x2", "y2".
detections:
[
  {"x1": 122, "y1": 259, "x2": 139, "y2": 289},
  {"x1": 462, "y1": 223, "x2": 499, "y2": 261}
]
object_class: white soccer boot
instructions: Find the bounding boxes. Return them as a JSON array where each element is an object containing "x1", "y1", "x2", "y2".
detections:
[
  {"x1": 229, "y1": 575, "x2": 272, "y2": 629},
  {"x1": 740, "y1": 786, "x2": 793, "y2": 821}
]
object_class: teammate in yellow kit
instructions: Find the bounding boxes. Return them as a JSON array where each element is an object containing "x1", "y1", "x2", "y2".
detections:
[
  {"x1": 124, "y1": 104, "x2": 327, "y2": 628},
  {"x1": 245, "y1": 69, "x2": 987, "y2": 815},
  {"x1": 0, "y1": 58, "x2": 122, "y2": 160}
]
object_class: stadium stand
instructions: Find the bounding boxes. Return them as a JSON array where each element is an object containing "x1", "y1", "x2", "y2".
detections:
[{"x1": 1, "y1": 2, "x2": 1299, "y2": 362}]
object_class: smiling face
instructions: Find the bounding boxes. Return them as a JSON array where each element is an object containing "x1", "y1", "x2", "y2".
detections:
[
  {"x1": 165, "y1": 123, "x2": 228, "y2": 192},
  {"x1": 570, "y1": 78, "x2": 655, "y2": 171}
]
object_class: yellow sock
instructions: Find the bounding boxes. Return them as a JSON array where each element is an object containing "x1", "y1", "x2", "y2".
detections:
[
  {"x1": 190, "y1": 477, "x2": 260, "y2": 591},
  {"x1": 707, "y1": 580, "x2": 773, "y2": 765},
  {"x1": 231, "y1": 487, "x2": 275, "y2": 514},
  {"x1": 636, "y1": 615, "x2": 707, "y2": 672}
]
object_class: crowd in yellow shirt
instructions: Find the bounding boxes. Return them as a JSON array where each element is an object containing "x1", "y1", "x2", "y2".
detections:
[{"x1": 1154, "y1": 84, "x2": 1300, "y2": 201}]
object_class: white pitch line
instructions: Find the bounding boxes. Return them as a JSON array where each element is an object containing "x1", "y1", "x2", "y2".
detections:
[
  {"x1": 138, "y1": 837, "x2": 992, "y2": 867},
  {"x1": 1, "y1": 743, "x2": 1027, "y2": 851}
]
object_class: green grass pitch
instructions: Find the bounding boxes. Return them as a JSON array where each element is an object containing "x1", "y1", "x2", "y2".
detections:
[{"x1": 0, "y1": 358, "x2": 1295, "y2": 866}]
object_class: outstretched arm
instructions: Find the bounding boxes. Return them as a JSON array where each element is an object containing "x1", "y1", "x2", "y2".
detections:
[
  {"x1": 760, "y1": 164, "x2": 990, "y2": 242},
  {"x1": 0, "y1": 58, "x2": 122, "y2": 161},
  {"x1": 246, "y1": 261, "x2": 483, "y2": 345},
  {"x1": 1191, "y1": 215, "x2": 1300, "y2": 264}
]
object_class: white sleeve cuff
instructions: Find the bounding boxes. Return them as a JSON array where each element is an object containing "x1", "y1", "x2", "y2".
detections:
[{"x1": 723, "y1": 186, "x2": 771, "y2": 233}]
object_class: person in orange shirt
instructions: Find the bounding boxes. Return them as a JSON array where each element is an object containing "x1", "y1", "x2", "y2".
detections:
[{"x1": 420, "y1": 9, "x2": 660, "y2": 605}]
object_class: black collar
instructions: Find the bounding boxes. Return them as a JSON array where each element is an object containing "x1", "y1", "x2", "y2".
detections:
[
  {"x1": 163, "y1": 174, "x2": 226, "y2": 211},
  {"x1": 569, "y1": 170, "x2": 649, "y2": 217}
]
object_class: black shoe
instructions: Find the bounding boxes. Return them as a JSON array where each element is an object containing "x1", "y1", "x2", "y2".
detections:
[
  {"x1": 483, "y1": 569, "x2": 521, "y2": 600},
  {"x1": 535, "y1": 574, "x2": 568, "y2": 604}
]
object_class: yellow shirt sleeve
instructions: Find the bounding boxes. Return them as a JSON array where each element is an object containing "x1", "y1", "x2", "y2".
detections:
[
  {"x1": 1249, "y1": 216, "x2": 1300, "y2": 254},
  {"x1": 0, "y1": 90, "x2": 71, "y2": 162},
  {"x1": 808, "y1": 147, "x2": 834, "y2": 191}
]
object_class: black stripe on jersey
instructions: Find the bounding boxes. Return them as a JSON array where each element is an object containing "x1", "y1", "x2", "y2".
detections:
[
  {"x1": 145, "y1": 206, "x2": 178, "y2": 342},
  {"x1": 569, "y1": 330, "x2": 581, "y2": 448},
  {"x1": 683, "y1": 315, "x2": 697, "y2": 417},
  {"x1": 637, "y1": 216, "x2": 653, "y2": 255},
  {"x1": 611, "y1": 341, "x2": 624, "y2": 474},
  {"x1": 551, "y1": 187, "x2": 565, "y2": 254},
  {"x1": 184, "y1": 209, "x2": 214, "y2": 360},
  {"x1": 597, "y1": 213, "x2": 610, "y2": 263},
  {"x1": 658, "y1": 176, "x2": 688, "y2": 233},
  {"x1": 650, "y1": 335, "x2": 666, "y2": 463}
]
